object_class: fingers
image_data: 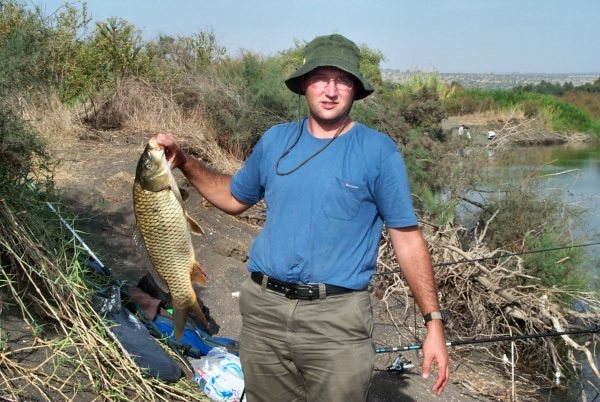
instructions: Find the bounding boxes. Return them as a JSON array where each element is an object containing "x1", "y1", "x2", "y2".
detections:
[
  {"x1": 431, "y1": 363, "x2": 450, "y2": 396},
  {"x1": 422, "y1": 345, "x2": 450, "y2": 396},
  {"x1": 155, "y1": 132, "x2": 175, "y2": 149},
  {"x1": 154, "y1": 132, "x2": 181, "y2": 169},
  {"x1": 422, "y1": 357, "x2": 431, "y2": 379}
]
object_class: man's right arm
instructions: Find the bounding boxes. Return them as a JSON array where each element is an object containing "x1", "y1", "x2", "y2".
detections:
[{"x1": 156, "y1": 133, "x2": 252, "y2": 215}]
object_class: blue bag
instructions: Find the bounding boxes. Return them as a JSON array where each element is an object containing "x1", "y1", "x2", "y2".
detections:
[{"x1": 149, "y1": 314, "x2": 239, "y2": 358}]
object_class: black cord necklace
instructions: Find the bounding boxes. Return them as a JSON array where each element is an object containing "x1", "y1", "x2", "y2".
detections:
[{"x1": 275, "y1": 116, "x2": 349, "y2": 176}]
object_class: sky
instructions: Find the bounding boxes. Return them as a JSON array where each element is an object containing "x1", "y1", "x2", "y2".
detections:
[{"x1": 33, "y1": 0, "x2": 600, "y2": 74}]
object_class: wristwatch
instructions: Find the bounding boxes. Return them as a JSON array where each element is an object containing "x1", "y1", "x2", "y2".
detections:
[{"x1": 422, "y1": 311, "x2": 448, "y2": 325}]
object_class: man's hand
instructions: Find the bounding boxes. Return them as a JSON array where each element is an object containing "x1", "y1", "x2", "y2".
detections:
[
  {"x1": 155, "y1": 132, "x2": 186, "y2": 170},
  {"x1": 421, "y1": 320, "x2": 449, "y2": 396}
]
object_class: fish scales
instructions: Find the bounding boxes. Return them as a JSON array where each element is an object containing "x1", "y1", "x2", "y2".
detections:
[{"x1": 133, "y1": 184, "x2": 195, "y2": 300}]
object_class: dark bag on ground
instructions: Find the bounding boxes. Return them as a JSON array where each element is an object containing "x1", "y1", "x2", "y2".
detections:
[{"x1": 92, "y1": 286, "x2": 183, "y2": 382}]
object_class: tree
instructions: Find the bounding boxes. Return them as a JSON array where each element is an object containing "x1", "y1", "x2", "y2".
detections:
[{"x1": 147, "y1": 30, "x2": 226, "y2": 74}]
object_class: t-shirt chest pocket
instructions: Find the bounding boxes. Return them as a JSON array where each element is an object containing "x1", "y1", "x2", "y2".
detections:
[{"x1": 322, "y1": 177, "x2": 368, "y2": 220}]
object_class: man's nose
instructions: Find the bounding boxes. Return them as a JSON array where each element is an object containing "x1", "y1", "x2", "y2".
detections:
[{"x1": 325, "y1": 78, "x2": 339, "y2": 96}]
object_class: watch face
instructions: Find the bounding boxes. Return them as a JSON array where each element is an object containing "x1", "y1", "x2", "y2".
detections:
[{"x1": 441, "y1": 310, "x2": 449, "y2": 323}]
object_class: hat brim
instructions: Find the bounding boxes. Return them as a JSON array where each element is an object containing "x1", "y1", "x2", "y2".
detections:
[{"x1": 285, "y1": 61, "x2": 374, "y2": 100}]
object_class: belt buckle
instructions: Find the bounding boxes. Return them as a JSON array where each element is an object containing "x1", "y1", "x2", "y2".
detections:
[{"x1": 291, "y1": 284, "x2": 317, "y2": 300}]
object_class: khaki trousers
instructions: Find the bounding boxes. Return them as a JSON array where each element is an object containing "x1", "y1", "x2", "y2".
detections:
[{"x1": 238, "y1": 277, "x2": 374, "y2": 402}]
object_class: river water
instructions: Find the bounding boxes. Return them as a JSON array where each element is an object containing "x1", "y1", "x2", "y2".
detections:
[
  {"x1": 490, "y1": 141, "x2": 600, "y2": 401},
  {"x1": 499, "y1": 142, "x2": 600, "y2": 278}
]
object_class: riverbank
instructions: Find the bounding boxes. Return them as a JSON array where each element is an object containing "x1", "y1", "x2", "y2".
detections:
[{"x1": 443, "y1": 114, "x2": 599, "y2": 146}]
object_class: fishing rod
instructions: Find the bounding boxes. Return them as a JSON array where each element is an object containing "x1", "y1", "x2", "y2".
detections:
[
  {"x1": 375, "y1": 326, "x2": 600, "y2": 354},
  {"x1": 25, "y1": 179, "x2": 112, "y2": 277},
  {"x1": 376, "y1": 327, "x2": 600, "y2": 373},
  {"x1": 44, "y1": 200, "x2": 110, "y2": 276}
]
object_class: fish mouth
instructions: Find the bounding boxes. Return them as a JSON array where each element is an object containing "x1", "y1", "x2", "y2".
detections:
[{"x1": 143, "y1": 137, "x2": 166, "y2": 164}]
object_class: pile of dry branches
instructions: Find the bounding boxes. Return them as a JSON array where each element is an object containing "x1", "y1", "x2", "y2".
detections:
[{"x1": 373, "y1": 215, "x2": 600, "y2": 399}]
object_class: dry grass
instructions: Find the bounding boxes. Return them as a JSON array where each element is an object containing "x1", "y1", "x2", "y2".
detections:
[
  {"x1": 450, "y1": 109, "x2": 527, "y2": 128},
  {"x1": 12, "y1": 91, "x2": 81, "y2": 138},
  {"x1": 89, "y1": 79, "x2": 241, "y2": 175},
  {"x1": 17, "y1": 80, "x2": 242, "y2": 176},
  {"x1": 0, "y1": 182, "x2": 209, "y2": 400}
]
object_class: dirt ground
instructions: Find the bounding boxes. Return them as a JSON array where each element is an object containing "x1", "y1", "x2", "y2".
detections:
[{"x1": 39, "y1": 130, "x2": 485, "y2": 401}]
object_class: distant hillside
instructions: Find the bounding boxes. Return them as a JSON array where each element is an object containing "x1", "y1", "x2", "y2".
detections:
[{"x1": 382, "y1": 70, "x2": 600, "y2": 89}]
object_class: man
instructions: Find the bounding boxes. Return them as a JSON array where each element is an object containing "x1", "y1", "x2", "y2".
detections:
[{"x1": 157, "y1": 34, "x2": 449, "y2": 401}]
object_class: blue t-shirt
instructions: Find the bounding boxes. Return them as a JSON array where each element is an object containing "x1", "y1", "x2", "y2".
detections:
[{"x1": 231, "y1": 119, "x2": 417, "y2": 290}]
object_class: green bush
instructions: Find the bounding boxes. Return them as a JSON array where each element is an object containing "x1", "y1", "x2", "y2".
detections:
[
  {"x1": 146, "y1": 30, "x2": 226, "y2": 77},
  {"x1": 473, "y1": 172, "x2": 590, "y2": 291},
  {"x1": 175, "y1": 52, "x2": 297, "y2": 156},
  {"x1": 522, "y1": 232, "x2": 587, "y2": 292},
  {"x1": 444, "y1": 88, "x2": 600, "y2": 137},
  {"x1": 0, "y1": 106, "x2": 47, "y2": 179},
  {"x1": 0, "y1": 0, "x2": 49, "y2": 96}
]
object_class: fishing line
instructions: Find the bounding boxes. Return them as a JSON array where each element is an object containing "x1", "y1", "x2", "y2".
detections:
[
  {"x1": 373, "y1": 241, "x2": 600, "y2": 277},
  {"x1": 44, "y1": 200, "x2": 109, "y2": 274}
]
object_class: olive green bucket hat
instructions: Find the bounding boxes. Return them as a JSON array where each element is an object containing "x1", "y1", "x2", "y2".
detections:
[{"x1": 285, "y1": 34, "x2": 374, "y2": 100}]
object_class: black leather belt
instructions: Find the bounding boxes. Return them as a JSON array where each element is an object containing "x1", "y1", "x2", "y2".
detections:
[{"x1": 250, "y1": 272, "x2": 355, "y2": 300}]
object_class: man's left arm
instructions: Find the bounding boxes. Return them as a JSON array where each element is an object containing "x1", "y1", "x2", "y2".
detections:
[{"x1": 387, "y1": 226, "x2": 449, "y2": 396}]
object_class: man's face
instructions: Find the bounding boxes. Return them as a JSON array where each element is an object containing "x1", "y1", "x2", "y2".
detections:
[{"x1": 301, "y1": 67, "x2": 356, "y2": 125}]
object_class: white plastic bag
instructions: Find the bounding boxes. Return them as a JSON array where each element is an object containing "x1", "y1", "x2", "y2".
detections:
[{"x1": 191, "y1": 347, "x2": 245, "y2": 402}]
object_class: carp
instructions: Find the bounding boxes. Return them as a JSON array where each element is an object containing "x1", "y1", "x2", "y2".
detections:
[{"x1": 133, "y1": 135, "x2": 208, "y2": 340}]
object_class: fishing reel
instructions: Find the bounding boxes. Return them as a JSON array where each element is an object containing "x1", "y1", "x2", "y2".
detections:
[{"x1": 386, "y1": 354, "x2": 414, "y2": 373}]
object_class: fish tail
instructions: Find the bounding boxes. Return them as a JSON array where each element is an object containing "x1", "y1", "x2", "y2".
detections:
[{"x1": 172, "y1": 296, "x2": 209, "y2": 341}]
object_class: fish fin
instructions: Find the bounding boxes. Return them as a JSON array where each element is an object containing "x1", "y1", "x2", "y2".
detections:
[
  {"x1": 185, "y1": 211, "x2": 205, "y2": 235},
  {"x1": 190, "y1": 261, "x2": 208, "y2": 286},
  {"x1": 169, "y1": 172, "x2": 203, "y2": 235},
  {"x1": 131, "y1": 227, "x2": 146, "y2": 255},
  {"x1": 168, "y1": 168, "x2": 185, "y2": 205},
  {"x1": 146, "y1": 264, "x2": 171, "y2": 294}
]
